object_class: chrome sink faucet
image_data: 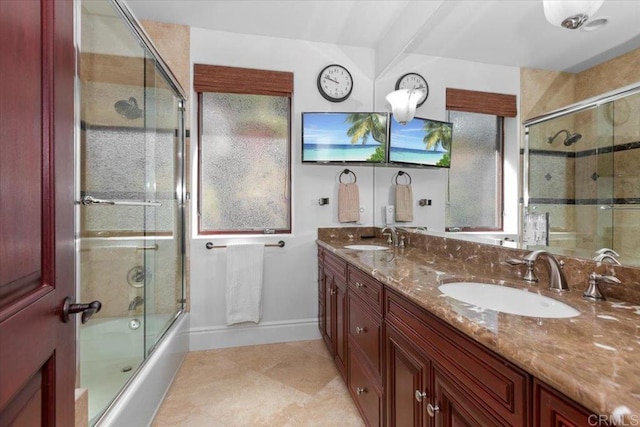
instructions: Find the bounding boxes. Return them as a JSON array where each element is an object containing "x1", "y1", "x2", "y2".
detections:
[
  {"x1": 382, "y1": 226, "x2": 398, "y2": 247},
  {"x1": 583, "y1": 272, "x2": 621, "y2": 301},
  {"x1": 593, "y1": 253, "x2": 621, "y2": 264},
  {"x1": 593, "y1": 248, "x2": 621, "y2": 264},
  {"x1": 507, "y1": 250, "x2": 569, "y2": 291}
]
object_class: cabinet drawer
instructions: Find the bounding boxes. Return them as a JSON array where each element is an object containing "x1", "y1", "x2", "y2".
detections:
[
  {"x1": 348, "y1": 295, "x2": 382, "y2": 378},
  {"x1": 348, "y1": 265, "x2": 383, "y2": 314},
  {"x1": 349, "y1": 348, "x2": 382, "y2": 427},
  {"x1": 324, "y1": 251, "x2": 347, "y2": 281},
  {"x1": 385, "y1": 289, "x2": 530, "y2": 427}
]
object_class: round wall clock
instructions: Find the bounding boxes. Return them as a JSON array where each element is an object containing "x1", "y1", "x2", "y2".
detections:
[
  {"x1": 395, "y1": 72, "x2": 429, "y2": 107},
  {"x1": 317, "y1": 64, "x2": 353, "y2": 102}
]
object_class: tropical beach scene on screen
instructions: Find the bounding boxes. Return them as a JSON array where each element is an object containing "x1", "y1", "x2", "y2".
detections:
[
  {"x1": 389, "y1": 115, "x2": 453, "y2": 167},
  {"x1": 302, "y1": 112, "x2": 388, "y2": 163}
]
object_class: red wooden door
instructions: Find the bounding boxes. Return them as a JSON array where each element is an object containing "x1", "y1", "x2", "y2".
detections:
[{"x1": 0, "y1": 0, "x2": 75, "y2": 425}]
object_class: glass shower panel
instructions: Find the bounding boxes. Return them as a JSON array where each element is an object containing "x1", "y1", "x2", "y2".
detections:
[
  {"x1": 78, "y1": 0, "x2": 184, "y2": 424},
  {"x1": 611, "y1": 91, "x2": 640, "y2": 259},
  {"x1": 79, "y1": 2, "x2": 147, "y2": 423},
  {"x1": 141, "y1": 56, "x2": 184, "y2": 355},
  {"x1": 526, "y1": 106, "x2": 614, "y2": 252}
]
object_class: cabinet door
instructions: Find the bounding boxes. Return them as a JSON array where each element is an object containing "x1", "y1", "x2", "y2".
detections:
[
  {"x1": 318, "y1": 263, "x2": 325, "y2": 336},
  {"x1": 334, "y1": 280, "x2": 347, "y2": 379},
  {"x1": 386, "y1": 326, "x2": 431, "y2": 427},
  {"x1": 323, "y1": 270, "x2": 335, "y2": 353},
  {"x1": 433, "y1": 368, "x2": 498, "y2": 427},
  {"x1": 534, "y1": 380, "x2": 592, "y2": 427}
]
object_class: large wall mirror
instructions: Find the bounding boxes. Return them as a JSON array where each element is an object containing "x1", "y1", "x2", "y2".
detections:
[{"x1": 370, "y1": 1, "x2": 640, "y2": 265}]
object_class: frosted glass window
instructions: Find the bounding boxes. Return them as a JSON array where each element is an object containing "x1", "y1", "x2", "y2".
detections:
[
  {"x1": 446, "y1": 111, "x2": 502, "y2": 230},
  {"x1": 199, "y1": 93, "x2": 291, "y2": 233}
]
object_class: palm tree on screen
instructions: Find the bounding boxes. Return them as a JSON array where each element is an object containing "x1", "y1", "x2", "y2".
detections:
[
  {"x1": 345, "y1": 113, "x2": 386, "y2": 145},
  {"x1": 423, "y1": 121, "x2": 452, "y2": 151},
  {"x1": 345, "y1": 113, "x2": 387, "y2": 162}
]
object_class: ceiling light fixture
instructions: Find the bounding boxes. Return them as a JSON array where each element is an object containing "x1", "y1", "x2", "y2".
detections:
[
  {"x1": 543, "y1": 0, "x2": 604, "y2": 30},
  {"x1": 580, "y1": 17, "x2": 609, "y2": 32},
  {"x1": 385, "y1": 88, "x2": 426, "y2": 125}
]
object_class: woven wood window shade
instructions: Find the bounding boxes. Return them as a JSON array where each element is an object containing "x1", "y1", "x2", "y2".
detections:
[
  {"x1": 194, "y1": 64, "x2": 293, "y2": 97},
  {"x1": 446, "y1": 88, "x2": 517, "y2": 117}
]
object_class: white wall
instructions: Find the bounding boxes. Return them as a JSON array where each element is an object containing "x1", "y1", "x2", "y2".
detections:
[
  {"x1": 188, "y1": 28, "x2": 521, "y2": 351},
  {"x1": 189, "y1": 28, "x2": 378, "y2": 350}
]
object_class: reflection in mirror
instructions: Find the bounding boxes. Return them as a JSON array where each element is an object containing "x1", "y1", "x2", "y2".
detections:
[
  {"x1": 372, "y1": 0, "x2": 639, "y2": 266},
  {"x1": 525, "y1": 84, "x2": 640, "y2": 266}
]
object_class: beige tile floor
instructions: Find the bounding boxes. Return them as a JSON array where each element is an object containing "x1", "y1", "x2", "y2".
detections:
[{"x1": 152, "y1": 340, "x2": 365, "y2": 427}]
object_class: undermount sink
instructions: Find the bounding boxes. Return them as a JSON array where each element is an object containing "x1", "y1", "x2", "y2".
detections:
[
  {"x1": 344, "y1": 244, "x2": 389, "y2": 251},
  {"x1": 438, "y1": 282, "x2": 580, "y2": 318}
]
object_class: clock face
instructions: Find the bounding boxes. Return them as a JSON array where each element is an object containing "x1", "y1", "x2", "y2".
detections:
[
  {"x1": 395, "y1": 73, "x2": 429, "y2": 107},
  {"x1": 317, "y1": 64, "x2": 353, "y2": 102}
]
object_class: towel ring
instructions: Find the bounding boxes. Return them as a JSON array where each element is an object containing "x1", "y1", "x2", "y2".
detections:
[
  {"x1": 339, "y1": 169, "x2": 357, "y2": 183},
  {"x1": 395, "y1": 171, "x2": 412, "y2": 185}
]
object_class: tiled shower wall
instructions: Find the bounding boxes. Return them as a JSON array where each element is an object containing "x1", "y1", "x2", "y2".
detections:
[{"x1": 521, "y1": 49, "x2": 640, "y2": 258}]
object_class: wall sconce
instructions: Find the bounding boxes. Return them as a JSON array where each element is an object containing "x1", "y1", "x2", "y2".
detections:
[
  {"x1": 385, "y1": 88, "x2": 426, "y2": 125},
  {"x1": 543, "y1": 0, "x2": 603, "y2": 29}
]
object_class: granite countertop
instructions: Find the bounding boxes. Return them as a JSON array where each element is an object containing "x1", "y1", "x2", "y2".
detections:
[{"x1": 317, "y1": 236, "x2": 640, "y2": 424}]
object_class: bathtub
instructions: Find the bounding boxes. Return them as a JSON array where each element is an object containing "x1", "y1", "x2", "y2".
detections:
[{"x1": 80, "y1": 312, "x2": 189, "y2": 426}]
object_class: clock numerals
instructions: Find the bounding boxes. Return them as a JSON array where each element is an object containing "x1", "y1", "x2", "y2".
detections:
[{"x1": 317, "y1": 64, "x2": 353, "y2": 103}]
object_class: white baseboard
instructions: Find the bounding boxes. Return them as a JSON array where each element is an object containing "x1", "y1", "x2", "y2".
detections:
[{"x1": 189, "y1": 317, "x2": 322, "y2": 351}]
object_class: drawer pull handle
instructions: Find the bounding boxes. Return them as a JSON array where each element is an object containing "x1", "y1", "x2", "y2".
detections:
[
  {"x1": 415, "y1": 390, "x2": 427, "y2": 402},
  {"x1": 355, "y1": 282, "x2": 365, "y2": 289},
  {"x1": 356, "y1": 387, "x2": 367, "y2": 395},
  {"x1": 330, "y1": 288, "x2": 336, "y2": 296},
  {"x1": 355, "y1": 326, "x2": 366, "y2": 334},
  {"x1": 427, "y1": 403, "x2": 440, "y2": 417}
]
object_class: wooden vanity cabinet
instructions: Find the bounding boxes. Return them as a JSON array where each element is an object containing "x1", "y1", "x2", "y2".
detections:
[
  {"x1": 320, "y1": 250, "x2": 348, "y2": 380},
  {"x1": 533, "y1": 380, "x2": 594, "y2": 427},
  {"x1": 385, "y1": 288, "x2": 531, "y2": 427},
  {"x1": 317, "y1": 246, "x2": 598, "y2": 427},
  {"x1": 317, "y1": 248, "x2": 325, "y2": 337},
  {"x1": 386, "y1": 324, "x2": 431, "y2": 427},
  {"x1": 347, "y1": 265, "x2": 385, "y2": 426}
]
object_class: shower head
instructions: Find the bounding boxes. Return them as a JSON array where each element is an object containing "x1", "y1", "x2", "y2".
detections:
[
  {"x1": 547, "y1": 129, "x2": 582, "y2": 146},
  {"x1": 114, "y1": 97, "x2": 143, "y2": 120}
]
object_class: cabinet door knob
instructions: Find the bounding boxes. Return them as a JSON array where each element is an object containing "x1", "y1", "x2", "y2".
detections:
[
  {"x1": 356, "y1": 387, "x2": 367, "y2": 395},
  {"x1": 355, "y1": 326, "x2": 366, "y2": 334},
  {"x1": 427, "y1": 403, "x2": 440, "y2": 417},
  {"x1": 355, "y1": 282, "x2": 364, "y2": 289},
  {"x1": 330, "y1": 288, "x2": 336, "y2": 296},
  {"x1": 415, "y1": 390, "x2": 427, "y2": 402}
]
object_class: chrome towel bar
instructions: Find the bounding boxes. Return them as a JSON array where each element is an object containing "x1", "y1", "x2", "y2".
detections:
[
  {"x1": 80, "y1": 195, "x2": 162, "y2": 207},
  {"x1": 205, "y1": 240, "x2": 285, "y2": 249}
]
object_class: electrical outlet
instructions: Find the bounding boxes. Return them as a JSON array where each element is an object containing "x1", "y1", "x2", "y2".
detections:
[{"x1": 385, "y1": 205, "x2": 395, "y2": 224}]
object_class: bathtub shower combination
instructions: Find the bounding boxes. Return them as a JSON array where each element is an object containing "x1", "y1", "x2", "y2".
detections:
[
  {"x1": 76, "y1": 0, "x2": 187, "y2": 424},
  {"x1": 524, "y1": 84, "x2": 640, "y2": 259}
]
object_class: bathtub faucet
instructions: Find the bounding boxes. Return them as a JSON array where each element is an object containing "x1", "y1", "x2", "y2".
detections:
[{"x1": 128, "y1": 296, "x2": 144, "y2": 311}]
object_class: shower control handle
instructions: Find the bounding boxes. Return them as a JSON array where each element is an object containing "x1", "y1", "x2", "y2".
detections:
[{"x1": 62, "y1": 297, "x2": 102, "y2": 324}]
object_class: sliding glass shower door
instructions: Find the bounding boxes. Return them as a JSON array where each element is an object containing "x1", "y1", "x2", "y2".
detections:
[
  {"x1": 77, "y1": 0, "x2": 185, "y2": 423},
  {"x1": 524, "y1": 86, "x2": 640, "y2": 262}
]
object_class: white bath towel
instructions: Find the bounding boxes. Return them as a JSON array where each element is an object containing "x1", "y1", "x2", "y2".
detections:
[
  {"x1": 338, "y1": 182, "x2": 360, "y2": 223},
  {"x1": 225, "y1": 243, "x2": 265, "y2": 325},
  {"x1": 395, "y1": 184, "x2": 414, "y2": 222}
]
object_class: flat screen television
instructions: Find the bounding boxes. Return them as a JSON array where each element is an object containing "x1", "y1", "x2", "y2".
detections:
[
  {"x1": 388, "y1": 115, "x2": 453, "y2": 168},
  {"x1": 302, "y1": 112, "x2": 388, "y2": 163}
]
